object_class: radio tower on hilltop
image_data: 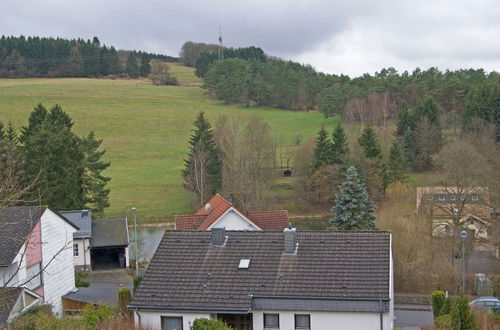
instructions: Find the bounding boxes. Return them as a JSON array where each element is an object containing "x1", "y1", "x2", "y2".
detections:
[{"x1": 218, "y1": 25, "x2": 224, "y2": 61}]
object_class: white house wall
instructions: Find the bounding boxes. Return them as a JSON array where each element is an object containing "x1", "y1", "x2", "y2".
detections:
[
  {"x1": 0, "y1": 248, "x2": 26, "y2": 287},
  {"x1": 73, "y1": 238, "x2": 91, "y2": 269},
  {"x1": 135, "y1": 310, "x2": 211, "y2": 329},
  {"x1": 252, "y1": 310, "x2": 392, "y2": 330},
  {"x1": 209, "y1": 210, "x2": 258, "y2": 231},
  {"x1": 40, "y1": 209, "x2": 77, "y2": 316}
]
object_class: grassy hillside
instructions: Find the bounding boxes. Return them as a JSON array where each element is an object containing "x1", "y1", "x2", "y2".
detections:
[{"x1": 0, "y1": 67, "x2": 339, "y2": 222}]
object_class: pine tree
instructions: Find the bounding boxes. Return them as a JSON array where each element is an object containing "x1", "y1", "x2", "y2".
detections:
[
  {"x1": 108, "y1": 47, "x2": 121, "y2": 74},
  {"x1": 386, "y1": 141, "x2": 408, "y2": 185},
  {"x1": 126, "y1": 53, "x2": 139, "y2": 78},
  {"x1": 313, "y1": 126, "x2": 332, "y2": 170},
  {"x1": 396, "y1": 103, "x2": 413, "y2": 136},
  {"x1": 182, "y1": 112, "x2": 222, "y2": 204},
  {"x1": 358, "y1": 125, "x2": 382, "y2": 159},
  {"x1": 20, "y1": 104, "x2": 85, "y2": 210},
  {"x1": 0, "y1": 121, "x2": 4, "y2": 139},
  {"x1": 331, "y1": 124, "x2": 349, "y2": 165},
  {"x1": 81, "y1": 132, "x2": 111, "y2": 217},
  {"x1": 329, "y1": 166, "x2": 377, "y2": 230},
  {"x1": 6, "y1": 121, "x2": 18, "y2": 143},
  {"x1": 139, "y1": 53, "x2": 151, "y2": 76}
]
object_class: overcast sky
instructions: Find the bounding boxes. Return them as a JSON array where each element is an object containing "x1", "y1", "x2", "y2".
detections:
[{"x1": 3, "y1": 0, "x2": 500, "y2": 76}]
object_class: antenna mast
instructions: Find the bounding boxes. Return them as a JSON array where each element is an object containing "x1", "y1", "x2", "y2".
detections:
[{"x1": 218, "y1": 25, "x2": 224, "y2": 61}]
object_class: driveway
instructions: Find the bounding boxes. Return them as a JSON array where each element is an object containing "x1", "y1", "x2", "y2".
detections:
[
  {"x1": 394, "y1": 304, "x2": 434, "y2": 329},
  {"x1": 64, "y1": 269, "x2": 133, "y2": 307}
]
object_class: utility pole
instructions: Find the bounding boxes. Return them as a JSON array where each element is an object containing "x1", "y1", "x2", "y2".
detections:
[
  {"x1": 460, "y1": 230, "x2": 468, "y2": 292},
  {"x1": 218, "y1": 25, "x2": 224, "y2": 61},
  {"x1": 132, "y1": 207, "x2": 139, "y2": 277}
]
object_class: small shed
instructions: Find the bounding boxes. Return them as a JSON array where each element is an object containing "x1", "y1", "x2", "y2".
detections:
[{"x1": 90, "y1": 218, "x2": 129, "y2": 270}]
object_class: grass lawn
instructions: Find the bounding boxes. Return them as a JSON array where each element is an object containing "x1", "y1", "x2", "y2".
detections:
[{"x1": 0, "y1": 71, "x2": 339, "y2": 222}]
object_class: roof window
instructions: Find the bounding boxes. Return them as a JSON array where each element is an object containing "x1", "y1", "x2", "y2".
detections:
[{"x1": 238, "y1": 259, "x2": 250, "y2": 269}]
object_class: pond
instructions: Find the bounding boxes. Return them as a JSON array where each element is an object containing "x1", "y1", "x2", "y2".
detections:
[{"x1": 129, "y1": 217, "x2": 332, "y2": 262}]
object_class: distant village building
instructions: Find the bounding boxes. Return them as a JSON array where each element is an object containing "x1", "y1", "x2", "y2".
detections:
[
  {"x1": 0, "y1": 207, "x2": 78, "y2": 316},
  {"x1": 175, "y1": 195, "x2": 290, "y2": 231},
  {"x1": 61, "y1": 210, "x2": 130, "y2": 271},
  {"x1": 130, "y1": 228, "x2": 394, "y2": 330},
  {"x1": 416, "y1": 187, "x2": 492, "y2": 239}
]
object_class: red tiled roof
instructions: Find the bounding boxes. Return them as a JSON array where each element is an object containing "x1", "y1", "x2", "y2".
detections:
[
  {"x1": 175, "y1": 215, "x2": 207, "y2": 230},
  {"x1": 246, "y1": 211, "x2": 290, "y2": 231},
  {"x1": 174, "y1": 195, "x2": 290, "y2": 231},
  {"x1": 197, "y1": 195, "x2": 232, "y2": 230}
]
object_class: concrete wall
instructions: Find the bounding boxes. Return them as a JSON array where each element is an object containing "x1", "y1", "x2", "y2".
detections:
[
  {"x1": 40, "y1": 208, "x2": 77, "y2": 316},
  {"x1": 135, "y1": 310, "x2": 211, "y2": 329},
  {"x1": 73, "y1": 238, "x2": 91, "y2": 269},
  {"x1": 253, "y1": 310, "x2": 392, "y2": 330},
  {"x1": 210, "y1": 209, "x2": 259, "y2": 231}
]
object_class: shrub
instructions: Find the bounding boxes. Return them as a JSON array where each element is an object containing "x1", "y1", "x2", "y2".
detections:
[
  {"x1": 493, "y1": 277, "x2": 500, "y2": 297},
  {"x1": 82, "y1": 304, "x2": 114, "y2": 328},
  {"x1": 432, "y1": 290, "x2": 447, "y2": 318},
  {"x1": 133, "y1": 275, "x2": 143, "y2": 295},
  {"x1": 117, "y1": 287, "x2": 132, "y2": 315},
  {"x1": 450, "y1": 293, "x2": 475, "y2": 330},
  {"x1": 75, "y1": 269, "x2": 90, "y2": 287},
  {"x1": 434, "y1": 314, "x2": 453, "y2": 328},
  {"x1": 191, "y1": 318, "x2": 232, "y2": 330}
]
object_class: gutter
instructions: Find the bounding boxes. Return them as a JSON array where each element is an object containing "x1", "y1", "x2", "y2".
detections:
[
  {"x1": 127, "y1": 305, "x2": 249, "y2": 314},
  {"x1": 252, "y1": 295, "x2": 390, "y2": 302}
]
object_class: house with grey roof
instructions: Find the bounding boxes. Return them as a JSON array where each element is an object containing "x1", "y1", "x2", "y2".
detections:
[
  {"x1": 61, "y1": 210, "x2": 92, "y2": 270},
  {"x1": 60, "y1": 210, "x2": 130, "y2": 271},
  {"x1": 0, "y1": 206, "x2": 78, "y2": 316},
  {"x1": 0, "y1": 287, "x2": 42, "y2": 325},
  {"x1": 129, "y1": 228, "x2": 394, "y2": 330}
]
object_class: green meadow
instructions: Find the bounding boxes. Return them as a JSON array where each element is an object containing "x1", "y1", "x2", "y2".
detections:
[{"x1": 0, "y1": 66, "x2": 339, "y2": 222}]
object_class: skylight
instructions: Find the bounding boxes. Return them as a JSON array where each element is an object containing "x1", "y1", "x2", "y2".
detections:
[{"x1": 238, "y1": 259, "x2": 250, "y2": 269}]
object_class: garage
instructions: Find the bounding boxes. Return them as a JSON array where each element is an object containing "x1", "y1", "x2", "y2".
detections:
[{"x1": 90, "y1": 218, "x2": 129, "y2": 271}]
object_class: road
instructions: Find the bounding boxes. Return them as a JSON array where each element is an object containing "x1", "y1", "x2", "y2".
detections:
[{"x1": 394, "y1": 304, "x2": 434, "y2": 329}]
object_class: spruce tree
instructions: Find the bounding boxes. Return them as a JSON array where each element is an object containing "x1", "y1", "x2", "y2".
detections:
[
  {"x1": 0, "y1": 121, "x2": 4, "y2": 139},
  {"x1": 329, "y1": 166, "x2": 376, "y2": 230},
  {"x1": 5, "y1": 121, "x2": 17, "y2": 143},
  {"x1": 386, "y1": 141, "x2": 408, "y2": 184},
  {"x1": 108, "y1": 47, "x2": 121, "y2": 74},
  {"x1": 312, "y1": 126, "x2": 332, "y2": 170},
  {"x1": 81, "y1": 132, "x2": 111, "y2": 217},
  {"x1": 126, "y1": 53, "x2": 139, "y2": 78},
  {"x1": 358, "y1": 125, "x2": 382, "y2": 159},
  {"x1": 182, "y1": 112, "x2": 222, "y2": 204},
  {"x1": 331, "y1": 124, "x2": 349, "y2": 165},
  {"x1": 139, "y1": 53, "x2": 151, "y2": 76},
  {"x1": 396, "y1": 103, "x2": 414, "y2": 136},
  {"x1": 21, "y1": 104, "x2": 85, "y2": 210}
]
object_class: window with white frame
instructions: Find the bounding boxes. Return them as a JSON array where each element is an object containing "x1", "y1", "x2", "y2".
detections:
[
  {"x1": 295, "y1": 314, "x2": 310, "y2": 329},
  {"x1": 161, "y1": 316, "x2": 183, "y2": 330},
  {"x1": 264, "y1": 313, "x2": 279, "y2": 328},
  {"x1": 73, "y1": 243, "x2": 79, "y2": 257}
]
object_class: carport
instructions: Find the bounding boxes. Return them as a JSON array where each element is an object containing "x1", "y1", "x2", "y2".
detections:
[{"x1": 90, "y1": 218, "x2": 129, "y2": 271}]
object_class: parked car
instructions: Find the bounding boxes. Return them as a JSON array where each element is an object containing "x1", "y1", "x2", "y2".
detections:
[{"x1": 469, "y1": 297, "x2": 500, "y2": 310}]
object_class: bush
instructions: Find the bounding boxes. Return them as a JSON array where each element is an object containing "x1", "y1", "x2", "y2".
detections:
[
  {"x1": 435, "y1": 314, "x2": 453, "y2": 328},
  {"x1": 432, "y1": 290, "x2": 447, "y2": 318},
  {"x1": 82, "y1": 304, "x2": 115, "y2": 328},
  {"x1": 191, "y1": 318, "x2": 232, "y2": 330},
  {"x1": 117, "y1": 287, "x2": 132, "y2": 315},
  {"x1": 75, "y1": 269, "x2": 90, "y2": 287},
  {"x1": 133, "y1": 275, "x2": 143, "y2": 295},
  {"x1": 450, "y1": 294, "x2": 475, "y2": 330},
  {"x1": 493, "y1": 277, "x2": 500, "y2": 297}
]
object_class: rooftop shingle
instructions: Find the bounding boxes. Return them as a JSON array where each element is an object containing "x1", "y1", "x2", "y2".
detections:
[
  {"x1": 130, "y1": 230, "x2": 391, "y2": 312},
  {"x1": 60, "y1": 210, "x2": 92, "y2": 238}
]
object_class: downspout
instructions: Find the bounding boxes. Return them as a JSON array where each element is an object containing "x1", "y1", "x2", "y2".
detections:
[
  {"x1": 379, "y1": 299, "x2": 383, "y2": 330},
  {"x1": 135, "y1": 309, "x2": 141, "y2": 327},
  {"x1": 83, "y1": 239, "x2": 87, "y2": 269}
]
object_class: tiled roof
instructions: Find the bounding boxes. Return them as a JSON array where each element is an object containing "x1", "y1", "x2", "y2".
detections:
[
  {"x1": 0, "y1": 287, "x2": 22, "y2": 323},
  {"x1": 90, "y1": 218, "x2": 129, "y2": 248},
  {"x1": 245, "y1": 211, "x2": 289, "y2": 231},
  {"x1": 175, "y1": 215, "x2": 207, "y2": 230},
  {"x1": 130, "y1": 231, "x2": 391, "y2": 311},
  {"x1": 60, "y1": 210, "x2": 92, "y2": 238},
  {"x1": 0, "y1": 207, "x2": 44, "y2": 266},
  {"x1": 175, "y1": 195, "x2": 290, "y2": 231}
]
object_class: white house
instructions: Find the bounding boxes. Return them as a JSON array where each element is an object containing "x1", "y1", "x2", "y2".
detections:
[
  {"x1": 0, "y1": 206, "x2": 78, "y2": 316},
  {"x1": 60, "y1": 210, "x2": 92, "y2": 270},
  {"x1": 129, "y1": 228, "x2": 394, "y2": 330},
  {"x1": 175, "y1": 194, "x2": 289, "y2": 231}
]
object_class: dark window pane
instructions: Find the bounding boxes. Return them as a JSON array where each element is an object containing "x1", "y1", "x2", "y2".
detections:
[
  {"x1": 295, "y1": 314, "x2": 310, "y2": 329},
  {"x1": 264, "y1": 313, "x2": 279, "y2": 327},
  {"x1": 162, "y1": 316, "x2": 183, "y2": 330}
]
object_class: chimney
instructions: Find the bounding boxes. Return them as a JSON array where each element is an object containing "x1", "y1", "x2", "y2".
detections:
[
  {"x1": 211, "y1": 227, "x2": 226, "y2": 246},
  {"x1": 284, "y1": 227, "x2": 298, "y2": 255}
]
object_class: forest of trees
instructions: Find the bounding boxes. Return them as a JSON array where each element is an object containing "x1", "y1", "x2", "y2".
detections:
[
  {"x1": 0, "y1": 35, "x2": 177, "y2": 78},
  {"x1": 197, "y1": 51, "x2": 499, "y2": 140}
]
